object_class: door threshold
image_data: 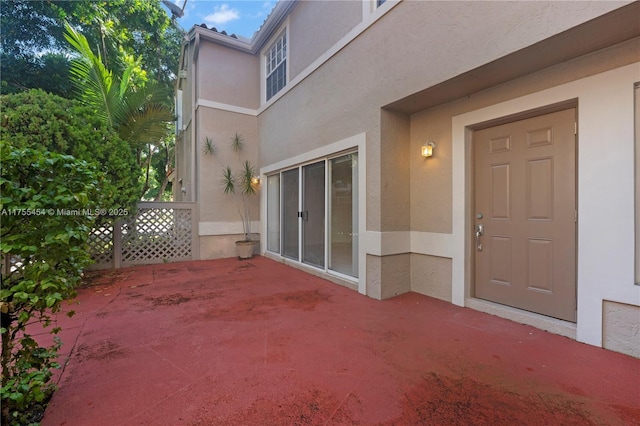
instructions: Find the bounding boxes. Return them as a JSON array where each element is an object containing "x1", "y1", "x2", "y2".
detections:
[{"x1": 466, "y1": 298, "x2": 577, "y2": 340}]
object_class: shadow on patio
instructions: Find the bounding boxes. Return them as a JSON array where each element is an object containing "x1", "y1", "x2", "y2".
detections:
[{"x1": 41, "y1": 257, "x2": 639, "y2": 425}]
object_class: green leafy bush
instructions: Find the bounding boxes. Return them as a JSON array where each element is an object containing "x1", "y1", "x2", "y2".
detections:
[
  {"x1": 0, "y1": 142, "x2": 100, "y2": 424},
  {"x1": 0, "y1": 89, "x2": 140, "y2": 424},
  {"x1": 1, "y1": 89, "x2": 141, "y2": 214}
]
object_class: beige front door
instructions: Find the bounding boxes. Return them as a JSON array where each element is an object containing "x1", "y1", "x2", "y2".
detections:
[{"x1": 474, "y1": 108, "x2": 576, "y2": 322}]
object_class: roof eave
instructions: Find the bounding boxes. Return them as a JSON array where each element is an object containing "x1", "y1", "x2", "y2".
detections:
[{"x1": 186, "y1": 0, "x2": 297, "y2": 55}]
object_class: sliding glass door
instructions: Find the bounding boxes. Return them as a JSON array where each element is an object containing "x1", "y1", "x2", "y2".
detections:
[
  {"x1": 302, "y1": 162, "x2": 325, "y2": 267},
  {"x1": 282, "y1": 168, "x2": 299, "y2": 260},
  {"x1": 266, "y1": 175, "x2": 280, "y2": 253},
  {"x1": 329, "y1": 153, "x2": 358, "y2": 277},
  {"x1": 266, "y1": 152, "x2": 358, "y2": 279}
]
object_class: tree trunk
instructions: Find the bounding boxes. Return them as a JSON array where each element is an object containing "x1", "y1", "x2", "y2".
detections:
[{"x1": 154, "y1": 176, "x2": 170, "y2": 201}]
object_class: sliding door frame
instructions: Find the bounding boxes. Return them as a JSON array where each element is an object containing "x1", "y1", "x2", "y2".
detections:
[
  {"x1": 265, "y1": 150, "x2": 358, "y2": 282},
  {"x1": 260, "y1": 132, "x2": 367, "y2": 294}
]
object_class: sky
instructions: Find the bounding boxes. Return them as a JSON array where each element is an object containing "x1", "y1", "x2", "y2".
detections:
[{"x1": 164, "y1": 0, "x2": 278, "y2": 39}]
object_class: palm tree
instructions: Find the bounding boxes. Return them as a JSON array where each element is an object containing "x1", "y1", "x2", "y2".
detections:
[{"x1": 64, "y1": 22, "x2": 174, "y2": 197}]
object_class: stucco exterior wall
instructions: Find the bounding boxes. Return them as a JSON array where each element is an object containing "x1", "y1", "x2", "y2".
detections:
[
  {"x1": 196, "y1": 108, "x2": 259, "y2": 223},
  {"x1": 411, "y1": 254, "x2": 452, "y2": 302},
  {"x1": 197, "y1": 42, "x2": 260, "y2": 109},
  {"x1": 195, "y1": 105, "x2": 259, "y2": 260},
  {"x1": 409, "y1": 39, "x2": 639, "y2": 307},
  {"x1": 380, "y1": 109, "x2": 410, "y2": 231},
  {"x1": 200, "y1": 234, "x2": 260, "y2": 259},
  {"x1": 288, "y1": 0, "x2": 362, "y2": 80},
  {"x1": 366, "y1": 253, "x2": 410, "y2": 300},
  {"x1": 409, "y1": 37, "x2": 640, "y2": 234},
  {"x1": 257, "y1": 0, "x2": 629, "y2": 307},
  {"x1": 258, "y1": 0, "x2": 628, "y2": 230},
  {"x1": 603, "y1": 301, "x2": 640, "y2": 358},
  {"x1": 409, "y1": 106, "x2": 453, "y2": 234}
]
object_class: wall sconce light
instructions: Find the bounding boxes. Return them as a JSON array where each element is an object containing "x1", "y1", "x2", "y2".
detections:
[
  {"x1": 251, "y1": 176, "x2": 260, "y2": 185},
  {"x1": 421, "y1": 141, "x2": 436, "y2": 158}
]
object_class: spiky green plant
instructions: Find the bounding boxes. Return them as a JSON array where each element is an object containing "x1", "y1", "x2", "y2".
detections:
[
  {"x1": 231, "y1": 132, "x2": 244, "y2": 152},
  {"x1": 202, "y1": 137, "x2": 216, "y2": 156},
  {"x1": 218, "y1": 136, "x2": 258, "y2": 241}
]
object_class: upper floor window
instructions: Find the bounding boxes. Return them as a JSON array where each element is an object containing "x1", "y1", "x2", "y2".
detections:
[
  {"x1": 266, "y1": 31, "x2": 287, "y2": 101},
  {"x1": 377, "y1": 0, "x2": 386, "y2": 7}
]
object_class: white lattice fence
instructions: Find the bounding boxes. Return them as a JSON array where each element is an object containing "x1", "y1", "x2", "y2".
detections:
[
  {"x1": 87, "y1": 202, "x2": 198, "y2": 270},
  {"x1": 87, "y1": 225, "x2": 114, "y2": 268}
]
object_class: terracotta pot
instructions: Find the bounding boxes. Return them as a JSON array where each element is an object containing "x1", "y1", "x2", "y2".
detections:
[{"x1": 235, "y1": 240, "x2": 255, "y2": 259}]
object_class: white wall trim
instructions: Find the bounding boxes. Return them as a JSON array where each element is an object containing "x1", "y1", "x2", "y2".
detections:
[
  {"x1": 411, "y1": 231, "x2": 454, "y2": 258},
  {"x1": 197, "y1": 99, "x2": 258, "y2": 117},
  {"x1": 361, "y1": 231, "x2": 408, "y2": 256},
  {"x1": 199, "y1": 221, "x2": 261, "y2": 236},
  {"x1": 361, "y1": 0, "x2": 372, "y2": 19},
  {"x1": 452, "y1": 62, "x2": 640, "y2": 348}
]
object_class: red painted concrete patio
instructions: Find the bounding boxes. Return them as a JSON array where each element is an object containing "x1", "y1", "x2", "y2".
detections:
[{"x1": 41, "y1": 257, "x2": 639, "y2": 425}]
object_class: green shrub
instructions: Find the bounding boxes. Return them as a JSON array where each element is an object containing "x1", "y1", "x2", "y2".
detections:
[
  {"x1": 0, "y1": 142, "x2": 100, "y2": 424},
  {"x1": 0, "y1": 89, "x2": 141, "y2": 215},
  {"x1": 0, "y1": 89, "x2": 140, "y2": 424}
]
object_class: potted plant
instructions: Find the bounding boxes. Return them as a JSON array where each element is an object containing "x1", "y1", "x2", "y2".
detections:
[{"x1": 204, "y1": 133, "x2": 259, "y2": 259}]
